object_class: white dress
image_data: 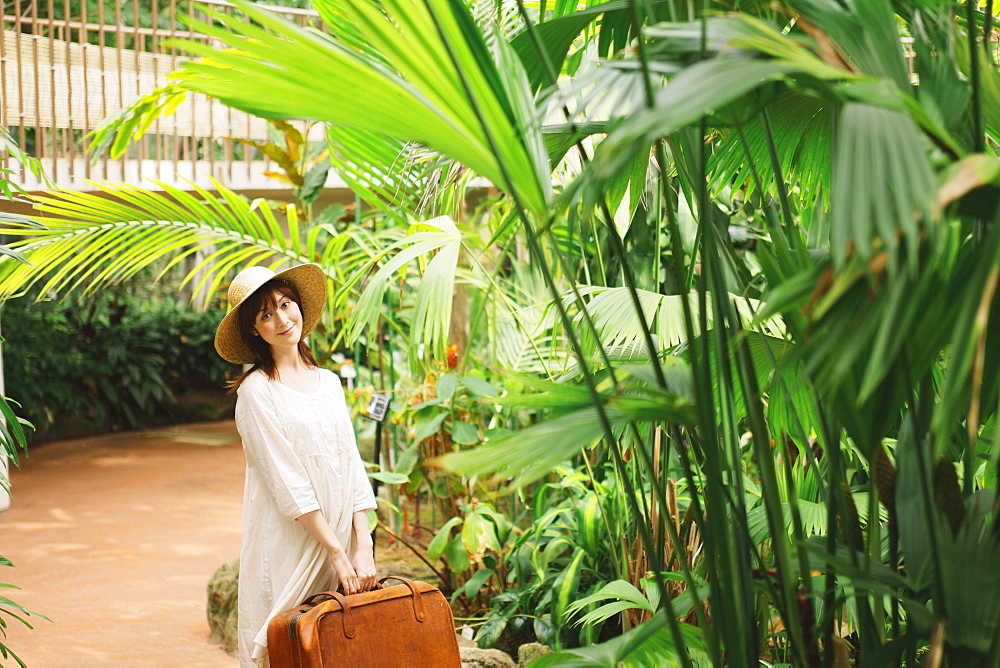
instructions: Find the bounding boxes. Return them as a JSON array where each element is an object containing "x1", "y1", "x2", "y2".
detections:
[{"x1": 234, "y1": 368, "x2": 377, "y2": 667}]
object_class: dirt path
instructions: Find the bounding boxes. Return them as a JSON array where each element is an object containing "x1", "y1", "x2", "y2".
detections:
[{"x1": 1, "y1": 422, "x2": 244, "y2": 667}]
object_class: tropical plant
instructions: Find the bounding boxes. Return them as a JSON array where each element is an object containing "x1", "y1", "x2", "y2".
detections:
[
  {"x1": 2, "y1": 285, "x2": 235, "y2": 435},
  {"x1": 475, "y1": 464, "x2": 642, "y2": 651}
]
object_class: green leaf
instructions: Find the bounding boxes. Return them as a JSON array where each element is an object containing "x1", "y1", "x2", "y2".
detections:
[
  {"x1": 593, "y1": 58, "x2": 805, "y2": 179},
  {"x1": 427, "y1": 516, "x2": 464, "y2": 562},
  {"x1": 0, "y1": 397, "x2": 28, "y2": 459},
  {"x1": 566, "y1": 580, "x2": 653, "y2": 621},
  {"x1": 451, "y1": 420, "x2": 479, "y2": 445},
  {"x1": 412, "y1": 412, "x2": 447, "y2": 443},
  {"x1": 574, "y1": 601, "x2": 640, "y2": 629},
  {"x1": 552, "y1": 548, "x2": 586, "y2": 637},
  {"x1": 441, "y1": 407, "x2": 616, "y2": 489},
  {"x1": 531, "y1": 612, "x2": 706, "y2": 666},
  {"x1": 0, "y1": 179, "x2": 310, "y2": 306},
  {"x1": 393, "y1": 445, "x2": 421, "y2": 477},
  {"x1": 829, "y1": 103, "x2": 937, "y2": 270},
  {"x1": 296, "y1": 159, "x2": 330, "y2": 207},
  {"x1": 346, "y1": 216, "x2": 462, "y2": 365},
  {"x1": 171, "y1": 0, "x2": 552, "y2": 218},
  {"x1": 475, "y1": 614, "x2": 507, "y2": 649},
  {"x1": 368, "y1": 471, "x2": 409, "y2": 485},
  {"x1": 437, "y1": 372, "x2": 459, "y2": 402},
  {"x1": 442, "y1": 536, "x2": 471, "y2": 572},
  {"x1": 462, "y1": 568, "x2": 494, "y2": 599},
  {"x1": 510, "y1": 0, "x2": 624, "y2": 91},
  {"x1": 460, "y1": 376, "x2": 498, "y2": 397}
]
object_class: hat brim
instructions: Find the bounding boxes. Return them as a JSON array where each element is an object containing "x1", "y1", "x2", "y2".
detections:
[{"x1": 214, "y1": 264, "x2": 328, "y2": 365}]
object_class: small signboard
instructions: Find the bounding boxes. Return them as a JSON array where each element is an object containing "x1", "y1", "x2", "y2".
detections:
[{"x1": 364, "y1": 392, "x2": 391, "y2": 423}]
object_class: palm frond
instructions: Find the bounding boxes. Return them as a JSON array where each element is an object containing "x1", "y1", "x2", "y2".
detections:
[
  {"x1": 532, "y1": 611, "x2": 708, "y2": 667},
  {"x1": 0, "y1": 179, "x2": 312, "y2": 305},
  {"x1": 790, "y1": 0, "x2": 910, "y2": 91},
  {"x1": 326, "y1": 125, "x2": 432, "y2": 222},
  {"x1": 829, "y1": 103, "x2": 938, "y2": 270},
  {"x1": 709, "y1": 90, "x2": 832, "y2": 211},
  {"x1": 488, "y1": 270, "x2": 573, "y2": 376},
  {"x1": 346, "y1": 215, "x2": 462, "y2": 369},
  {"x1": 566, "y1": 286, "x2": 784, "y2": 355},
  {"x1": 168, "y1": 0, "x2": 552, "y2": 219}
]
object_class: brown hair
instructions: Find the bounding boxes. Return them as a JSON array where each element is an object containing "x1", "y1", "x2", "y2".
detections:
[{"x1": 225, "y1": 279, "x2": 319, "y2": 393}]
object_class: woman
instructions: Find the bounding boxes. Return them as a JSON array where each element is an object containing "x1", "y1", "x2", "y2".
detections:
[{"x1": 214, "y1": 264, "x2": 377, "y2": 667}]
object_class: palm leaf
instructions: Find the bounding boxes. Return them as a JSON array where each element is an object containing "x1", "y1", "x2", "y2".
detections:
[
  {"x1": 508, "y1": 0, "x2": 680, "y2": 92},
  {"x1": 325, "y1": 125, "x2": 431, "y2": 222},
  {"x1": 829, "y1": 103, "x2": 938, "y2": 270},
  {"x1": 910, "y1": 10, "x2": 971, "y2": 135},
  {"x1": 169, "y1": 0, "x2": 552, "y2": 219},
  {"x1": 441, "y1": 375, "x2": 696, "y2": 488},
  {"x1": 346, "y1": 215, "x2": 462, "y2": 368},
  {"x1": 790, "y1": 0, "x2": 910, "y2": 91},
  {"x1": 709, "y1": 90, "x2": 832, "y2": 211},
  {"x1": 566, "y1": 286, "x2": 785, "y2": 355},
  {"x1": 0, "y1": 179, "x2": 312, "y2": 305},
  {"x1": 441, "y1": 406, "x2": 616, "y2": 489},
  {"x1": 531, "y1": 611, "x2": 708, "y2": 667}
]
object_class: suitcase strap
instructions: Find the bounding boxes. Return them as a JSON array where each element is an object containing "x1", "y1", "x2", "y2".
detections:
[
  {"x1": 318, "y1": 591, "x2": 357, "y2": 639},
  {"x1": 378, "y1": 576, "x2": 427, "y2": 622}
]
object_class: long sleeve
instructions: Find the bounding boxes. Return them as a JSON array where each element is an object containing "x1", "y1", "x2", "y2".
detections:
[
  {"x1": 236, "y1": 378, "x2": 321, "y2": 521},
  {"x1": 329, "y1": 378, "x2": 378, "y2": 513},
  {"x1": 350, "y1": 439, "x2": 378, "y2": 513}
]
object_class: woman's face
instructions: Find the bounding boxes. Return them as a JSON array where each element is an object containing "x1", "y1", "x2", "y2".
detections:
[{"x1": 252, "y1": 289, "x2": 304, "y2": 352}]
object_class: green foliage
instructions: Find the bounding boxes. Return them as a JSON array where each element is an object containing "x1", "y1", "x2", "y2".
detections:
[
  {"x1": 2, "y1": 289, "x2": 234, "y2": 436},
  {"x1": 0, "y1": 126, "x2": 50, "y2": 198},
  {"x1": 469, "y1": 466, "x2": 639, "y2": 651}
]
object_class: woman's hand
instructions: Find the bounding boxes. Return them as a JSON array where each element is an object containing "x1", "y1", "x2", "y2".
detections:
[
  {"x1": 352, "y1": 543, "x2": 376, "y2": 593},
  {"x1": 295, "y1": 510, "x2": 362, "y2": 593},
  {"x1": 329, "y1": 548, "x2": 361, "y2": 595}
]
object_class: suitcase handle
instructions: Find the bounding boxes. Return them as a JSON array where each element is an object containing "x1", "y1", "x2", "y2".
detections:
[
  {"x1": 378, "y1": 576, "x2": 427, "y2": 622},
  {"x1": 302, "y1": 581, "x2": 384, "y2": 606},
  {"x1": 316, "y1": 590, "x2": 357, "y2": 639},
  {"x1": 310, "y1": 576, "x2": 429, "y2": 646}
]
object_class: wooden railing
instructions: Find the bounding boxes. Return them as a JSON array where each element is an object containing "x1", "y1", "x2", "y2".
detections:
[{"x1": 0, "y1": 0, "x2": 334, "y2": 192}]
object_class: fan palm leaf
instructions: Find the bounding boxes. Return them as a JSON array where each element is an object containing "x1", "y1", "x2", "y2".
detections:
[
  {"x1": 565, "y1": 285, "x2": 785, "y2": 356},
  {"x1": 480, "y1": 265, "x2": 572, "y2": 376},
  {"x1": 708, "y1": 89, "x2": 832, "y2": 212},
  {"x1": 829, "y1": 102, "x2": 938, "y2": 270},
  {"x1": 789, "y1": 0, "x2": 910, "y2": 90}
]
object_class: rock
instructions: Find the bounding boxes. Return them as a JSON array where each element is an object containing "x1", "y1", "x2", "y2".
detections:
[
  {"x1": 207, "y1": 557, "x2": 240, "y2": 656},
  {"x1": 517, "y1": 643, "x2": 553, "y2": 666},
  {"x1": 460, "y1": 646, "x2": 517, "y2": 668},
  {"x1": 456, "y1": 631, "x2": 478, "y2": 648}
]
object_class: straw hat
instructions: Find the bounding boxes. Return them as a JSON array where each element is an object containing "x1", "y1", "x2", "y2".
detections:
[{"x1": 214, "y1": 264, "x2": 327, "y2": 364}]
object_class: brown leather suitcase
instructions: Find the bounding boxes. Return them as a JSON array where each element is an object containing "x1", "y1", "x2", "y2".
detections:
[{"x1": 266, "y1": 576, "x2": 461, "y2": 667}]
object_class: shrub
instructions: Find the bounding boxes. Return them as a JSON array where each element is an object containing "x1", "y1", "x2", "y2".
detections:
[{"x1": 2, "y1": 290, "x2": 235, "y2": 438}]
